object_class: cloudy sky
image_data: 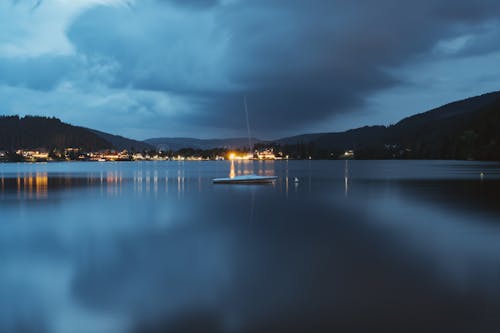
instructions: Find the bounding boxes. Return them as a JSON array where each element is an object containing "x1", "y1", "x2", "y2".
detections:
[{"x1": 1, "y1": 0, "x2": 500, "y2": 140}]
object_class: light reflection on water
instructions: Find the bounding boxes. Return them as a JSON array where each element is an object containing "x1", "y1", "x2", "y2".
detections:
[{"x1": 1, "y1": 160, "x2": 500, "y2": 333}]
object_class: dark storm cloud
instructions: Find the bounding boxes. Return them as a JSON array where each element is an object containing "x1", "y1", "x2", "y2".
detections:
[
  {"x1": 63, "y1": 0, "x2": 500, "y2": 135},
  {"x1": 209, "y1": 0, "x2": 500, "y2": 131},
  {"x1": 444, "y1": 22, "x2": 500, "y2": 58},
  {"x1": 4, "y1": 0, "x2": 499, "y2": 137}
]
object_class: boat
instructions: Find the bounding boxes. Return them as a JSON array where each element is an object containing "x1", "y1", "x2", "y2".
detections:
[
  {"x1": 213, "y1": 174, "x2": 278, "y2": 184},
  {"x1": 212, "y1": 97, "x2": 278, "y2": 185}
]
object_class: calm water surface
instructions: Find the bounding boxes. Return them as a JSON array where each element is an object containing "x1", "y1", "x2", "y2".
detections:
[{"x1": 1, "y1": 160, "x2": 500, "y2": 333}]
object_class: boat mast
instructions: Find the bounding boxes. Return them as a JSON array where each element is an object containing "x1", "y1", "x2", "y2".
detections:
[{"x1": 244, "y1": 95, "x2": 252, "y2": 153}]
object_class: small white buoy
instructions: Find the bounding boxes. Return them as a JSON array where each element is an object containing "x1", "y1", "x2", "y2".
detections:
[
  {"x1": 480, "y1": 172, "x2": 484, "y2": 180},
  {"x1": 293, "y1": 177, "x2": 299, "y2": 183}
]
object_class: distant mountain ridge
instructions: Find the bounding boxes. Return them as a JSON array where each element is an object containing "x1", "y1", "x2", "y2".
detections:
[
  {"x1": 145, "y1": 137, "x2": 264, "y2": 151},
  {"x1": 2, "y1": 90, "x2": 500, "y2": 160},
  {"x1": 91, "y1": 129, "x2": 154, "y2": 152},
  {"x1": 145, "y1": 91, "x2": 500, "y2": 160}
]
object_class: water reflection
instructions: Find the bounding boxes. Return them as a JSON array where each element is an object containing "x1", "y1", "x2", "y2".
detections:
[
  {"x1": 1, "y1": 161, "x2": 500, "y2": 332},
  {"x1": 229, "y1": 160, "x2": 236, "y2": 179},
  {"x1": 0, "y1": 173, "x2": 49, "y2": 199},
  {"x1": 18, "y1": 172, "x2": 49, "y2": 199},
  {"x1": 177, "y1": 168, "x2": 184, "y2": 198},
  {"x1": 225, "y1": 160, "x2": 278, "y2": 179},
  {"x1": 344, "y1": 160, "x2": 350, "y2": 197}
]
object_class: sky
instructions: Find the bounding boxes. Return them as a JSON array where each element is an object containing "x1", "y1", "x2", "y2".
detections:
[{"x1": 1, "y1": 0, "x2": 500, "y2": 140}]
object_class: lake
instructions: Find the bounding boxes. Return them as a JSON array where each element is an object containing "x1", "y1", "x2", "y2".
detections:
[{"x1": 1, "y1": 160, "x2": 500, "y2": 333}]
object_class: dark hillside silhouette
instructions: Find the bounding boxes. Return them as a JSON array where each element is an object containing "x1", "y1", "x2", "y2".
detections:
[{"x1": 0, "y1": 116, "x2": 112, "y2": 151}]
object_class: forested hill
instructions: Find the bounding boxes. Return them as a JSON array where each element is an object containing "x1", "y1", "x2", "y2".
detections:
[
  {"x1": 0, "y1": 116, "x2": 112, "y2": 151},
  {"x1": 90, "y1": 129, "x2": 154, "y2": 152},
  {"x1": 1, "y1": 90, "x2": 500, "y2": 160},
  {"x1": 387, "y1": 91, "x2": 500, "y2": 160},
  {"x1": 275, "y1": 91, "x2": 500, "y2": 160}
]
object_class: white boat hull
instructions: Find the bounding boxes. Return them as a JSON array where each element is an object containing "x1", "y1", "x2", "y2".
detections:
[{"x1": 212, "y1": 175, "x2": 277, "y2": 184}]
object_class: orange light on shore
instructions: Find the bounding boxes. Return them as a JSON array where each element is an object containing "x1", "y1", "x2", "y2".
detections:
[{"x1": 227, "y1": 151, "x2": 253, "y2": 160}]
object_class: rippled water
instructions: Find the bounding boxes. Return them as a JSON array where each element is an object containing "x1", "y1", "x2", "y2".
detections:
[{"x1": 1, "y1": 160, "x2": 500, "y2": 333}]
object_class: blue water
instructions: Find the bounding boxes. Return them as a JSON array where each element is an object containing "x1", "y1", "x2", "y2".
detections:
[{"x1": 1, "y1": 160, "x2": 500, "y2": 333}]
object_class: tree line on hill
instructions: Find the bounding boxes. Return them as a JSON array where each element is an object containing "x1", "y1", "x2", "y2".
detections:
[
  {"x1": 0, "y1": 115, "x2": 112, "y2": 152},
  {"x1": 1, "y1": 91, "x2": 500, "y2": 161},
  {"x1": 270, "y1": 91, "x2": 500, "y2": 160}
]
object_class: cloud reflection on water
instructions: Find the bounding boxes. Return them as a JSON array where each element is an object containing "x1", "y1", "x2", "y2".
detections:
[{"x1": 1, "y1": 161, "x2": 500, "y2": 332}]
